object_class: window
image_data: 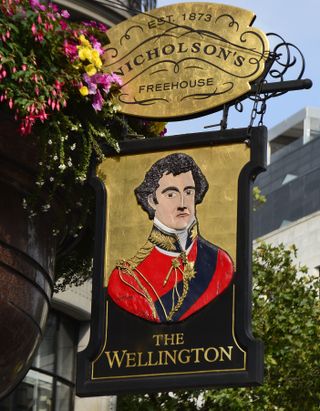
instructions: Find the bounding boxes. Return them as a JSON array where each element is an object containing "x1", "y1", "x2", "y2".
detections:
[{"x1": 0, "y1": 311, "x2": 79, "y2": 411}]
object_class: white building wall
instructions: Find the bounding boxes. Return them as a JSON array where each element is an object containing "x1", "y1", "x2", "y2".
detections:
[
  {"x1": 255, "y1": 209, "x2": 320, "y2": 276},
  {"x1": 53, "y1": 281, "x2": 117, "y2": 410}
]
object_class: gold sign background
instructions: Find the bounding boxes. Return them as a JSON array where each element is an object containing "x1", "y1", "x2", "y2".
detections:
[
  {"x1": 97, "y1": 143, "x2": 250, "y2": 286},
  {"x1": 102, "y1": 2, "x2": 269, "y2": 119}
]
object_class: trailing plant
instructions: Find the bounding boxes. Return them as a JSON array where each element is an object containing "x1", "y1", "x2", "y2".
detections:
[{"x1": 0, "y1": 0, "x2": 167, "y2": 287}]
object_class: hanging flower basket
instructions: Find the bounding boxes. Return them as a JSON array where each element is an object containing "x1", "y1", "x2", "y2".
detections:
[
  {"x1": 0, "y1": 0, "x2": 166, "y2": 398},
  {"x1": 0, "y1": 116, "x2": 59, "y2": 397}
]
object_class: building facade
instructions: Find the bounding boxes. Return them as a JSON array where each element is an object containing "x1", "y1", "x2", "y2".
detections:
[
  {"x1": 253, "y1": 107, "x2": 320, "y2": 276},
  {"x1": 0, "y1": 1, "x2": 155, "y2": 410}
]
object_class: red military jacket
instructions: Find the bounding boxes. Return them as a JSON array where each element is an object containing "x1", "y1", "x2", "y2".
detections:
[{"x1": 108, "y1": 222, "x2": 234, "y2": 323}]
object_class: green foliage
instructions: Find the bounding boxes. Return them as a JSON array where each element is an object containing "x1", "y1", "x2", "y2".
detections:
[
  {"x1": 0, "y1": 0, "x2": 167, "y2": 212},
  {"x1": 117, "y1": 243, "x2": 320, "y2": 410},
  {"x1": 0, "y1": 0, "x2": 167, "y2": 286},
  {"x1": 253, "y1": 186, "x2": 266, "y2": 211}
]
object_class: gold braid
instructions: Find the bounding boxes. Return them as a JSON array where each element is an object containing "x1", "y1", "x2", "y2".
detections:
[
  {"x1": 166, "y1": 266, "x2": 190, "y2": 321},
  {"x1": 115, "y1": 239, "x2": 196, "y2": 321},
  {"x1": 124, "y1": 240, "x2": 154, "y2": 269}
]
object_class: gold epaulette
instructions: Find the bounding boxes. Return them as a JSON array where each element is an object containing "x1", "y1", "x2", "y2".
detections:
[
  {"x1": 148, "y1": 229, "x2": 177, "y2": 251},
  {"x1": 117, "y1": 240, "x2": 154, "y2": 270}
]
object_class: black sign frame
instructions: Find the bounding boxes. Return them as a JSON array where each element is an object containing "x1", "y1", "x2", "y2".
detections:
[{"x1": 76, "y1": 126, "x2": 267, "y2": 396}]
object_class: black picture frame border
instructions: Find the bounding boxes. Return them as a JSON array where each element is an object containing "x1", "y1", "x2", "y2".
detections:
[{"x1": 76, "y1": 126, "x2": 267, "y2": 396}]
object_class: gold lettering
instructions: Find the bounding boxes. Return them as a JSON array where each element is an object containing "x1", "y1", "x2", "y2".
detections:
[
  {"x1": 162, "y1": 349, "x2": 177, "y2": 365},
  {"x1": 147, "y1": 351, "x2": 159, "y2": 366},
  {"x1": 176, "y1": 333, "x2": 184, "y2": 345},
  {"x1": 158, "y1": 350, "x2": 164, "y2": 366},
  {"x1": 105, "y1": 350, "x2": 127, "y2": 368},
  {"x1": 177, "y1": 349, "x2": 191, "y2": 364},
  {"x1": 105, "y1": 345, "x2": 233, "y2": 369},
  {"x1": 153, "y1": 333, "x2": 185, "y2": 346},
  {"x1": 190, "y1": 347, "x2": 204, "y2": 363},
  {"x1": 204, "y1": 347, "x2": 219, "y2": 362},
  {"x1": 163, "y1": 333, "x2": 178, "y2": 345},
  {"x1": 137, "y1": 352, "x2": 149, "y2": 367},
  {"x1": 219, "y1": 346, "x2": 233, "y2": 361},
  {"x1": 125, "y1": 352, "x2": 137, "y2": 367},
  {"x1": 152, "y1": 334, "x2": 163, "y2": 346}
]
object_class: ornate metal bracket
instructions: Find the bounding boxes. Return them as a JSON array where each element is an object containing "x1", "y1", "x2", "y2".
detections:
[
  {"x1": 206, "y1": 33, "x2": 312, "y2": 131},
  {"x1": 251, "y1": 33, "x2": 312, "y2": 98}
]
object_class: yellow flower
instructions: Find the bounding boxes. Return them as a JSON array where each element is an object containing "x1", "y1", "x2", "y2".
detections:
[
  {"x1": 149, "y1": 122, "x2": 167, "y2": 135},
  {"x1": 78, "y1": 47, "x2": 92, "y2": 61},
  {"x1": 91, "y1": 49, "x2": 100, "y2": 60},
  {"x1": 79, "y1": 34, "x2": 90, "y2": 47},
  {"x1": 85, "y1": 64, "x2": 97, "y2": 76},
  {"x1": 79, "y1": 86, "x2": 89, "y2": 96},
  {"x1": 92, "y1": 56, "x2": 102, "y2": 69}
]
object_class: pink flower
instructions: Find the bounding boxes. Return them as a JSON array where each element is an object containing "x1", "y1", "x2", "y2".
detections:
[
  {"x1": 92, "y1": 89, "x2": 103, "y2": 111},
  {"x1": 81, "y1": 72, "x2": 122, "y2": 111},
  {"x1": 89, "y1": 36, "x2": 104, "y2": 55},
  {"x1": 29, "y1": 0, "x2": 46, "y2": 11},
  {"x1": 47, "y1": 12, "x2": 56, "y2": 21},
  {"x1": 60, "y1": 9, "x2": 70, "y2": 18},
  {"x1": 36, "y1": 30, "x2": 44, "y2": 41},
  {"x1": 59, "y1": 20, "x2": 68, "y2": 31},
  {"x1": 110, "y1": 73, "x2": 122, "y2": 86},
  {"x1": 82, "y1": 73, "x2": 97, "y2": 94},
  {"x1": 54, "y1": 80, "x2": 64, "y2": 91},
  {"x1": 48, "y1": 3, "x2": 59, "y2": 12},
  {"x1": 63, "y1": 40, "x2": 78, "y2": 61},
  {"x1": 82, "y1": 20, "x2": 108, "y2": 32},
  {"x1": 31, "y1": 23, "x2": 37, "y2": 35},
  {"x1": 160, "y1": 128, "x2": 167, "y2": 137},
  {"x1": 45, "y1": 22, "x2": 54, "y2": 31}
]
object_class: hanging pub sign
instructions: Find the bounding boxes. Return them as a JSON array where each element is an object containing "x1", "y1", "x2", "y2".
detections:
[
  {"x1": 101, "y1": 2, "x2": 269, "y2": 119},
  {"x1": 76, "y1": 126, "x2": 267, "y2": 396},
  {"x1": 76, "y1": 1, "x2": 269, "y2": 396}
]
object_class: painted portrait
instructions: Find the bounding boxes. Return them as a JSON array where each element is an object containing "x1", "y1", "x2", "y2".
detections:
[
  {"x1": 78, "y1": 129, "x2": 266, "y2": 393},
  {"x1": 107, "y1": 153, "x2": 234, "y2": 322}
]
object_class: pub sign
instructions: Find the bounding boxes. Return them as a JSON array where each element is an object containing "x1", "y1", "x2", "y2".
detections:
[
  {"x1": 76, "y1": 127, "x2": 267, "y2": 395},
  {"x1": 76, "y1": 2, "x2": 268, "y2": 396},
  {"x1": 102, "y1": 2, "x2": 269, "y2": 119}
]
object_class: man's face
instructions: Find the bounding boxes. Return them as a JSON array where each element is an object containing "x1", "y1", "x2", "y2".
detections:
[{"x1": 148, "y1": 171, "x2": 196, "y2": 230}]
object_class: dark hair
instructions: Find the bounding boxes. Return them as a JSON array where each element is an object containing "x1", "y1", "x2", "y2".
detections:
[{"x1": 134, "y1": 153, "x2": 209, "y2": 219}]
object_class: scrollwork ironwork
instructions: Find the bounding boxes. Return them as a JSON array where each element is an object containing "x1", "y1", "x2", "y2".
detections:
[
  {"x1": 254, "y1": 32, "x2": 306, "y2": 101},
  {"x1": 211, "y1": 33, "x2": 311, "y2": 130}
]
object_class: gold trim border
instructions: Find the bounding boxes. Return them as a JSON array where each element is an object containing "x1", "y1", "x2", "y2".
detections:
[{"x1": 91, "y1": 285, "x2": 246, "y2": 380}]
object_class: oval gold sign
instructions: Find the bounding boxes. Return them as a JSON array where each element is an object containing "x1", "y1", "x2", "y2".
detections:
[{"x1": 102, "y1": 2, "x2": 269, "y2": 120}]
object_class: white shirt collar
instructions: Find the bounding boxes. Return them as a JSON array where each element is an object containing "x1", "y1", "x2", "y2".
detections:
[{"x1": 153, "y1": 217, "x2": 196, "y2": 251}]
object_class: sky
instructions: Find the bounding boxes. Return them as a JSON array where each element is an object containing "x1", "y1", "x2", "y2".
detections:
[{"x1": 155, "y1": 0, "x2": 319, "y2": 135}]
